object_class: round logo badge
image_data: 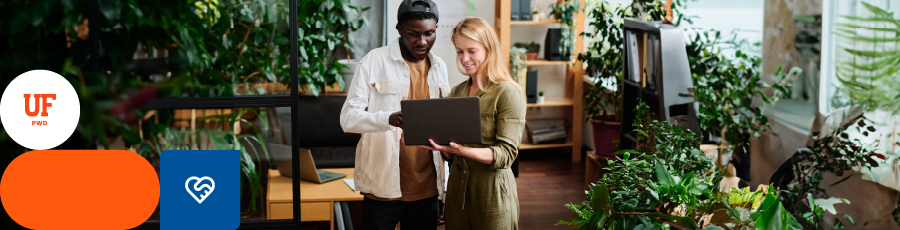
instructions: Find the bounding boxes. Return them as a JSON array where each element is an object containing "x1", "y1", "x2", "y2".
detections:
[{"x1": 0, "y1": 70, "x2": 80, "y2": 150}]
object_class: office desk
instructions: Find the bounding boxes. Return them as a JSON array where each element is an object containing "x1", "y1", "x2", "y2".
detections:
[{"x1": 267, "y1": 168, "x2": 362, "y2": 230}]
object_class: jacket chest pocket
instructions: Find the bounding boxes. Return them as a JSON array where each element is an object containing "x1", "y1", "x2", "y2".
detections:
[
  {"x1": 480, "y1": 112, "x2": 497, "y2": 144},
  {"x1": 369, "y1": 82, "x2": 401, "y2": 112}
]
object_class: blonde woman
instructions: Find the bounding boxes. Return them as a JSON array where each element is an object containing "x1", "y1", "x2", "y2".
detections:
[{"x1": 420, "y1": 17, "x2": 526, "y2": 230}]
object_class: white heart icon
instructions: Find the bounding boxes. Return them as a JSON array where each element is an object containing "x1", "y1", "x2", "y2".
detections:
[{"x1": 185, "y1": 176, "x2": 216, "y2": 204}]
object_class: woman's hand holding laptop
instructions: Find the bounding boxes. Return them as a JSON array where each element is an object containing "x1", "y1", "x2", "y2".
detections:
[{"x1": 420, "y1": 139, "x2": 460, "y2": 160}]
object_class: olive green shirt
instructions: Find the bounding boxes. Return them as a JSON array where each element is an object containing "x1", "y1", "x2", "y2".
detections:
[{"x1": 443, "y1": 79, "x2": 526, "y2": 229}]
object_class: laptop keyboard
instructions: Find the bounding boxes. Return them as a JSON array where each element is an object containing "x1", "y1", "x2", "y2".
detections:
[{"x1": 317, "y1": 169, "x2": 347, "y2": 182}]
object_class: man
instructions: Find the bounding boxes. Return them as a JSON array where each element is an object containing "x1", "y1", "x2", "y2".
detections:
[{"x1": 339, "y1": 0, "x2": 449, "y2": 229}]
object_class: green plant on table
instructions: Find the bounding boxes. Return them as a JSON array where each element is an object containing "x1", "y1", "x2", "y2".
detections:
[
  {"x1": 834, "y1": 2, "x2": 900, "y2": 114},
  {"x1": 557, "y1": 100, "x2": 802, "y2": 229}
]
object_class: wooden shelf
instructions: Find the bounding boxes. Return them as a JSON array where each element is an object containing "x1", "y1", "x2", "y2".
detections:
[
  {"x1": 527, "y1": 97, "x2": 573, "y2": 107},
  {"x1": 526, "y1": 58, "x2": 570, "y2": 66},
  {"x1": 519, "y1": 141, "x2": 573, "y2": 150},
  {"x1": 510, "y1": 19, "x2": 558, "y2": 25},
  {"x1": 498, "y1": 0, "x2": 585, "y2": 162}
]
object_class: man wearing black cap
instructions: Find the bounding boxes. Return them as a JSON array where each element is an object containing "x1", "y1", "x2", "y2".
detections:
[{"x1": 340, "y1": 0, "x2": 449, "y2": 229}]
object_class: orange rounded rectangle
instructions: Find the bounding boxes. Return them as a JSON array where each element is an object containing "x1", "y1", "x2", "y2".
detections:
[{"x1": 1, "y1": 150, "x2": 160, "y2": 230}]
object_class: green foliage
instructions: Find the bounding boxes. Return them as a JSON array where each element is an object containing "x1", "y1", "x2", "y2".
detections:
[
  {"x1": 559, "y1": 101, "x2": 803, "y2": 229},
  {"x1": 580, "y1": 2, "x2": 630, "y2": 122},
  {"x1": 558, "y1": 101, "x2": 718, "y2": 229},
  {"x1": 834, "y1": 2, "x2": 900, "y2": 114},
  {"x1": 725, "y1": 187, "x2": 765, "y2": 210},
  {"x1": 514, "y1": 42, "x2": 541, "y2": 53},
  {"x1": 551, "y1": 0, "x2": 583, "y2": 59},
  {"x1": 0, "y1": 0, "x2": 369, "y2": 221},
  {"x1": 686, "y1": 28, "x2": 797, "y2": 153},
  {"x1": 298, "y1": 0, "x2": 370, "y2": 95},
  {"x1": 580, "y1": 0, "x2": 685, "y2": 122},
  {"x1": 510, "y1": 47, "x2": 526, "y2": 82},
  {"x1": 776, "y1": 116, "x2": 881, "y2": 229}
]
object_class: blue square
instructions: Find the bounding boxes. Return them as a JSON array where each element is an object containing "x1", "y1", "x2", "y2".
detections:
[{"x1": 162, "y1": 150, "x2": 240, "y2": 230}]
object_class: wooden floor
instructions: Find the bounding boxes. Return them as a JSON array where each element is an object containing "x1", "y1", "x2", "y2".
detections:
[
  {"x1": 511, "y1": 149, "x2": 587, "y2": 230},
  {"x1": 304, "y1": 148, "x2": 588, "y2": 230}
]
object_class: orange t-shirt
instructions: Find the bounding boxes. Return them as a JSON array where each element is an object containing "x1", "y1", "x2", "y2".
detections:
[{"x1": 363, "y1": 57, "x2": 438, "y2": 201}]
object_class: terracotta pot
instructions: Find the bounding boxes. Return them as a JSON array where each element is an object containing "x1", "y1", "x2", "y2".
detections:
[
  {"x1": 591, "y1": 120, "x2": 621, "y2": 157},
  {"x1": 526, "y1": 52, "x2": 538, "y2": 60}
]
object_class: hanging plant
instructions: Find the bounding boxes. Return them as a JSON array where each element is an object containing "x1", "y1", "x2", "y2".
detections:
[
  {"x1": 510, "y1": 47, "x2": 527, "y2": 83},
  {"x1": 551, "y1": 0, "x2": 583, "y2": 61}
]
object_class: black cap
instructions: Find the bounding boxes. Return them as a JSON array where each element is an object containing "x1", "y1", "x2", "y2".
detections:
[{"x1": 398, "y1": 0, "x2": 439, "y2": 21}]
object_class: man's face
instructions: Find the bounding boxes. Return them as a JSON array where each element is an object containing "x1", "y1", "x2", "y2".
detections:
[{"x1": 396, "y1": 19, "x2": 437, "y2": 61}]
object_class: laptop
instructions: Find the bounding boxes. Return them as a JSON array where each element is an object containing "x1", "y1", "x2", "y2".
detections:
[
  {"x1": 269, "y1": 143, "x2": 346, "y2": 184},
  {"x1": 401, "y1": 96, "x2": 483, "y2": 146}
]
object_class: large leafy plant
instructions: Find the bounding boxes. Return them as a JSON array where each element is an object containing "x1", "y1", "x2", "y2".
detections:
[
  {"x1": 580, "y1": 2, "x2": 630, "y2": 122},
  {"x1": 686, "y1": 29, "x2": 798, "y2": 159},
  {"x1": 771, "y1": 115, "x2": 882, "y2": 229},
  {"x1": 297, "y1": 0, "x2": 370, "y2": 95},
  {"x1": 834, "y1": 2, "x2": 900, "y2": 114},
  {"x1": 558, "y1": 101, "x2": 802, "y2": 229}
]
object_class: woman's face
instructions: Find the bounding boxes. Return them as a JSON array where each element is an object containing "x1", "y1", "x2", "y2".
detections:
[{"x1": 455, "y1": 36, "x2": 487, "y2": 76}]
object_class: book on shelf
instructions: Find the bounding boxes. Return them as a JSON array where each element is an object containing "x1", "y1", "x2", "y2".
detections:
[
  {"x1": 525, "y1": 118, "x2": 567, "y2": 144},
  {"x1": 531, "y1": 130, "x2": 567, "y2": 144},
  {"x1": 520, "y1": 0, "x2": 532, "y2": 21},
  {"x1": 511, "y1": 0, "x2": 520, "y2": 21},
  {"x1": 625, "y1": 30, "x2": 641, "y2": 83}
]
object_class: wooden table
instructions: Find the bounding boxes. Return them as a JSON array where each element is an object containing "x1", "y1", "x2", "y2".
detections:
[{"x1": 267, "y1": 168, "x2": 362, "y2": 229}]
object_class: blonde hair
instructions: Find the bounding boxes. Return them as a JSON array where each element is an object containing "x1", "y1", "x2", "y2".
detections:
[{"x1": 451, "y1": 17, "x2": 524, "y2": 95}]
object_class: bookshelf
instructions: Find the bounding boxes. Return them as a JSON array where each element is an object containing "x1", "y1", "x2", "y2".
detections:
[
  {"x1": 618, "y1": 18, "x2": 697, "y2": 151},
  {"x1": 496, "y1": 0, "x2": 586, "y2": 162}
]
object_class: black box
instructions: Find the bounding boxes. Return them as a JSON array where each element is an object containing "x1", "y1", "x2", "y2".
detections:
[
  {"x1": 526, "y1": 69, "x2": 538, "y2": 103},
  {"x1": 544, "y1": 28, "x2": 571, "y2": 61}
]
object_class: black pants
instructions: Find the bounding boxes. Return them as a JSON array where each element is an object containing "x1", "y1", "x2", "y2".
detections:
[{"x1": 362, "y1": 195, "x2": 439, "y2": 230}]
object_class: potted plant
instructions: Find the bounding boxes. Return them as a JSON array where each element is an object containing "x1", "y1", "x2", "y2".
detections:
[
  {"x1": 686, "y1": 28, "x2": 798, "y2": 180},
  {"x1": 551, "y1": 0, "x2": 583, "y2": 62},
  {"x1": 537, "y1": 91, "x2": 545, "y2": 104},
  {"x1": 579, "y1": 2, "x2": 631, "y2": 157},
  {"x1": 513, "y1": 42, "x2": 540, "y2": 60},
  {"x1": 558, "y1": 101, "x2": 803, "y2": 229}
]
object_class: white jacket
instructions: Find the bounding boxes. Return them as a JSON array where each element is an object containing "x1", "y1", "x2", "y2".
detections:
[{"x1": 340, "y1": 38, "x2": 451, "y2": 199}]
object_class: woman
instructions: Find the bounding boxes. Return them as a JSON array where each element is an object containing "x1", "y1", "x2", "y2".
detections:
[{"x1": 420, "y1": 17, "x2": 526, "y2": 230}]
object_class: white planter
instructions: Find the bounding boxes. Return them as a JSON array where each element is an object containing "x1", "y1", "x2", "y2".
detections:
[{"x1": 537, "y1": 96, "x2": 545, "y2": 104}]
